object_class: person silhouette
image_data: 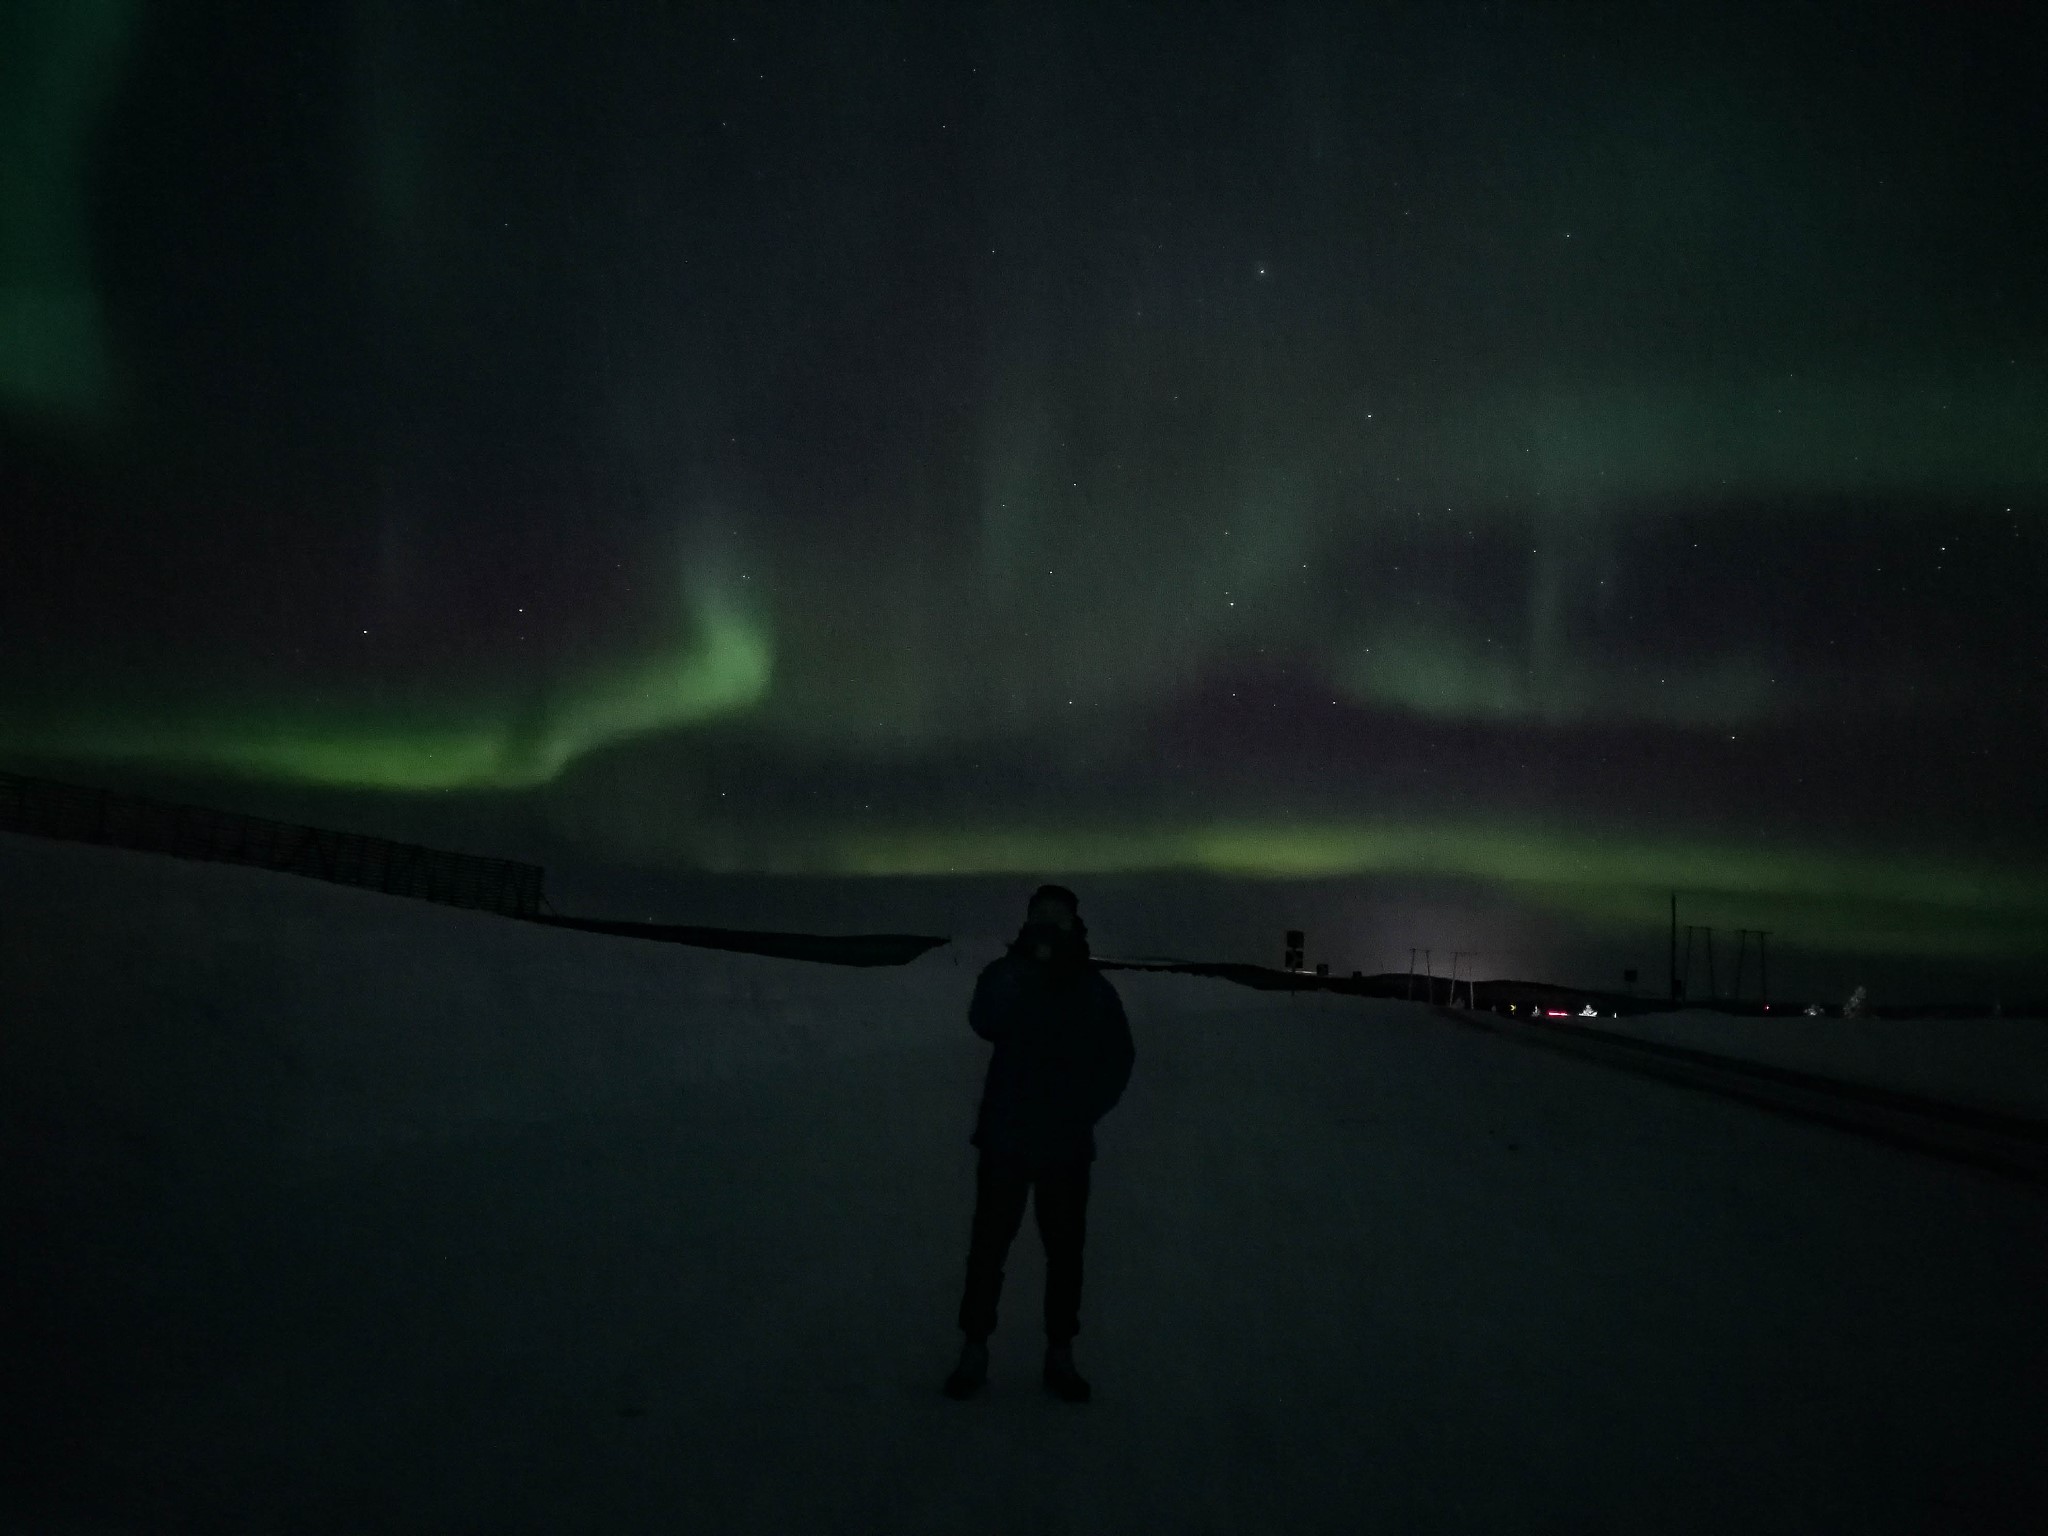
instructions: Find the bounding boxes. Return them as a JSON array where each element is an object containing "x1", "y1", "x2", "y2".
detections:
[{"x1": 943, "y1": 885, "x2": 1135, "y2": 1402}]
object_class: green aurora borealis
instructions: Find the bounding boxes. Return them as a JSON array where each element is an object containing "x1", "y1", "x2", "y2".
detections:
[
  {"x1": 4, "y1": 587, "x2": 773, "y2": 791},
  {"x1": 3, "y1": 2, "x2": 2044, "y2": 990}
]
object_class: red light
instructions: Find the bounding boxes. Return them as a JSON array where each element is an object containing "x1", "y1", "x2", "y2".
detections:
[{"x1": 1544, "y1": 1008, "x2": 1569, "y2": 1017}]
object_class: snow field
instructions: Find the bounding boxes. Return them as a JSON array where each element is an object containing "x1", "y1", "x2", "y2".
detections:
[
  {"x1": 4, "y1": 832, "x2": 2045, "y2": 1533},
  {"x1": 1586, "y1": 1008, "x2": 2048, "y2": 1119}
]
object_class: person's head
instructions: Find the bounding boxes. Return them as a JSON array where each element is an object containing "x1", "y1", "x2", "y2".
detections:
[{"x1": 1025, "y1": 883, "x2": 1080, "y2": 933}]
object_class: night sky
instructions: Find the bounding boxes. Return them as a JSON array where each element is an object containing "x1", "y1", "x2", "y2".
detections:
[{"x1": 4, "y1": 1, "x2": 2044, "y2": 997}]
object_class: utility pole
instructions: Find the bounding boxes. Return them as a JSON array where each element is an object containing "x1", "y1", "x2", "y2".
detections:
[
  {"x1": 1410, "y1": 947, "x2": 1435, "y2": 1003},
  {"x1": 1450, "y1": 951, "x2": 1478, "y2": 1009},
  {"x1": 1669, "y1": 892, "x2": 1679, "y2": 1003}
]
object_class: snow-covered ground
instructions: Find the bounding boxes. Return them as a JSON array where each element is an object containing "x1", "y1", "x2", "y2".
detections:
[
  {"x1": 5, "y1": 830, "x2": 2046, "y2": 1533},
  {"x1": 1576, "y1": 1008, "x2": 2048, "y2": 1120}
]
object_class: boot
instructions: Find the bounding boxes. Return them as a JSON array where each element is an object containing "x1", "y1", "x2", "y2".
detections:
[
  {"x1": 1043, "y1": 1340, "x2": 1091, "y2": 1403},
  {"x1": 942, "y1": 1335, "x2": 989, "y2": 1399}
]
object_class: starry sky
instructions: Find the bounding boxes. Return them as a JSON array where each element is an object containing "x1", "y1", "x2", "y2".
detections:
[{"x1": 3, "y1": 1, "x2": 2044, "y2": 998}]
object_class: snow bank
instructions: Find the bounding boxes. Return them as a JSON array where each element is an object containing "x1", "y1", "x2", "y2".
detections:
[
  {"x1": 1583, "y1": 1008, "x2": 2048, "y2": 1119},
  {"x1": 0, "y1": 830, "x2": 981, "y2": 1174}
]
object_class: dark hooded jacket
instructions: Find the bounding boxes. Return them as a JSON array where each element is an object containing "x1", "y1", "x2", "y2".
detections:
[{"x1": 968, "y1": 919, "x2": 1135, "y2": 1171}]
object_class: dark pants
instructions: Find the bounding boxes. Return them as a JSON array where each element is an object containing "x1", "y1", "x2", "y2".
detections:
[{"x1": 956, "y1": 1151, "x2": 1091, "y2": 1343}]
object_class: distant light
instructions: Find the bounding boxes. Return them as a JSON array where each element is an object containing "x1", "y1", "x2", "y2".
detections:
[
  {"x1": 1545, "y1": 1009, "x2": 1570, "y2": 1018},
  {"x1": 1578, "y1": 1005, "x2": 1598, "y2": 1017}
]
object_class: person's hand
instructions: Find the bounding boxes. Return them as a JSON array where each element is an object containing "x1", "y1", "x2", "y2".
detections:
[{"x1": 1019, "y1": 921, "x2": 1060, "y2": 965}]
